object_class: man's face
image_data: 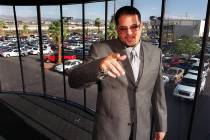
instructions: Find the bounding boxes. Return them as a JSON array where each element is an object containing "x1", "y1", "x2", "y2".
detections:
[{"x1": 116, "y1": 14, "x2": 143, "y2": 47}]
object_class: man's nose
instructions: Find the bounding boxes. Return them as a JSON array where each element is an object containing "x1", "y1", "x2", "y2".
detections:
[{"x1": 126, "y1": 28, "x2": 132, "y2": 35}]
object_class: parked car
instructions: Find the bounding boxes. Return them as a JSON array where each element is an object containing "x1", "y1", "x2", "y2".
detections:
[
  {"x1": 66, "y1": 43, "x2": 83, "y2": 50},
  {"x1": 1, "y1": 49, "x2": 19, "y2": 57},
  {"x1": 42, "y1": 46, "x2": 53, "y2": 54},
  {"x1": 163, "y1": 67, "x2": 184, "y2": 82},
  {"x1": 169, "y1": 57, "x2": 182, "y2": 67},
  {"x1": 173, "y1": 73, "x2": 206, "y2": 100},
  {"x1": 162, "y1": 75, "x2": 169, "y2": 86},
  {"x1": 20, "y1": 48, "x2": 29, "y2": 56},
  {"x1": 43, "y1": 50, "x2": 76, "y2": 63},
  {"x1": 188, "y1": 62, "x2": 209, "y2": 77},
  {"x1": 162, "y1": 58, "x2": 172, "y2": 70},
  {"x1": 176, "y1": 61, "x2": 191, "y2": 74},
  {"x1": 54, "y1": 59, "x2": 82, "y2": 72},
  {"x1": 188, "y1": 57, "x2": 200, "y2": 65},
  {"x1": 29, "y1": 47, "x2": 40, "y2": 55},
  {"x1": 152, "y1": 39, "x2": 159, "y2": 46}
]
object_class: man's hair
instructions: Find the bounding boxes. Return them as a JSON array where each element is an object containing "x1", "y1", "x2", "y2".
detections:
[{"x1": 115, "y1": 6, "x2": 141, "y2": 26}]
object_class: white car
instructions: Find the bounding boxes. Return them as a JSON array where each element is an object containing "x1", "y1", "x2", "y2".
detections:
[
  {"x1": 43, "y1": 47, "x2": 53, "y2": 54},
  {"x1": 188, "y1": 58, "x2": 200, "y2": 64},
  {"x1": 162, "y1": 75, "x2": 169, "y2": 86},
  {"x1": 173, "y1": 73, "x2": 206, "y2": 100},
  {"x1": 54, "y1": 59, "x2": 82, "y2": 72},
  {"x1": 2, "y1": 49, "x2": 19, "y2": 57},
  {"x1": 188, "y1": 62, "x2": 209, "y2": 77},
  {"x1": 67, "y1": 43, "x2": 83, "y2": 50},
  {"x1": 29, "y1": 47, "x2": 40, "y2": 55}
]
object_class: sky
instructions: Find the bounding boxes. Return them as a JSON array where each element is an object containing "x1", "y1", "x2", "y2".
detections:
[{"x1": 0, "y1": 0, "x2": 208, "y2": 21}]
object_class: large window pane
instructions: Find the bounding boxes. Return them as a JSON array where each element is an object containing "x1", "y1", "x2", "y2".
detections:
[
  {"x1": 63, "y1": 4, "x2": 84, "y2": 106},
  {"x1": 190, "y1": 3, "x2": 210, "y2": 140},
  {"x1": 85, "y1": 2, "x2": 105, "y2": 110},
  {"x1": 134, "y1": 0, "x2": 162, "y2": 44},
  {"x1": 0, "y1": 6, "x2": 23, "y2": 92},
  {"x1": 163, "y1": 0, "x2": 208, "y2": 139},
  {"x1": 40, "y1": 6, "x2": 65, "y2": 98},
  {"x1": 15, "y1": 6, "x2": 43, "y2": 93}
]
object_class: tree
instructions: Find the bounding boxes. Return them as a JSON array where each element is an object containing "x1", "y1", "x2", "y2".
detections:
[
  {"x1": 172, "y1": 36, "x2": 200, "y2": 58},
  {"x1": 0, "y1": 20, "x2": 7, "y2": 36},
  {"x1": 48, "y1": 20, "x2": 67, "y2": 64},
  {"x1": 22, "y1": 24, "x2": 29, "y2": 36},
  {"x1": 107, "y1": 22, "x2": 118, "y2": 40},
  {"x1": 94, "y1": 18, "x2": 101, "y2": 40},
  {"x1": 107, "y1": 14, "x2": 118, "y2": 40}
]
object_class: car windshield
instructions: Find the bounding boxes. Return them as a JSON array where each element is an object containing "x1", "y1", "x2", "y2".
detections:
[
  {"x1": 190, "y1": 66, "x2": 199, "y2": 71},
  {"x1": 163, "y1": 59, "x2": 171, "y2": 63},
  {"x1": 178, "y1": 63, "x2": 188, "y2": 66},
  {"x1": 189, "y1": 60, "x2": 198, "y2": 64},
  {"x1": 165, "y1": 69, "x2": 177, "y2": 75},
  {"x1": 180, "y1": 78, "x2": 197, "y2": 87},
  {"x1": 64, "y1": 61, "x2": 73, "y2": 65}
]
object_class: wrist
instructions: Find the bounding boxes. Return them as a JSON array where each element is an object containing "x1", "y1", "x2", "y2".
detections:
[{"x1": 97, "y1": 62, "x2": 108, "y2": 80}]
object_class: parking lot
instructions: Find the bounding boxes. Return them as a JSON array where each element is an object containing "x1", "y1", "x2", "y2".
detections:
[{"x1": 1, "y1": 55, "x2": 210, "y2": 139}]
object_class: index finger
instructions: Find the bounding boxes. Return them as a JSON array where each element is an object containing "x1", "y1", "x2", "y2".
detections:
[{"x1": 111, "y1": 60, "x2": 125, "y2": 76}]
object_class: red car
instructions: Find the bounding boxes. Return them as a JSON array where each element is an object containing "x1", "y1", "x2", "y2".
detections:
[
  {"x1": 43, "y1": 51, "x2": 76, "y2": 63},
  {"x1": 169, "y1": 57, "x2": 182, "y2": 67}
]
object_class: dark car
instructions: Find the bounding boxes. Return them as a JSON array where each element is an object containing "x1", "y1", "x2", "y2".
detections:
[
  {"x1": 176, "y1": 62, "x2": 191, "y2": 74},
  {"x1": 162, "y1": 58, "x2": 172, "y2": 70}
]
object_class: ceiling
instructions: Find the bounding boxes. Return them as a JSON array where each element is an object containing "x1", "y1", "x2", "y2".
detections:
[{"x1": 0, "y1": 0, "x2": 111, "y2": 5}]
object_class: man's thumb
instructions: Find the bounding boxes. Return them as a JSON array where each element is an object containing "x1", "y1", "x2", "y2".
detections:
[{"x1": 116, "y1": 54, "x2": 127, "y2": 61}]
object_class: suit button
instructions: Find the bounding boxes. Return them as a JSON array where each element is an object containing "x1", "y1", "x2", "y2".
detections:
[{"x1": 128, "y1": 122, "x2": 132, "y2": 126}]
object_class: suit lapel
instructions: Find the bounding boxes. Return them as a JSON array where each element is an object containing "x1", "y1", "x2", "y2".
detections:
[
  {"x1": 136, "y1": 43, "x2": 144, "y2": 85},
  {"x1": 136, "y1": 43, "x2": 152, "y2": 87}
]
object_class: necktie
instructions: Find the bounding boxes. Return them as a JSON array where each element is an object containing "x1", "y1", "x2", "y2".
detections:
[{"x1": 130, "y1": 49, "x2": 140, "y2": 82}]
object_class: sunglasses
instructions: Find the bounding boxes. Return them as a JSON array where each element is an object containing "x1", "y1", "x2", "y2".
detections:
[{"x1": 117, "y1": 24, "x2": 141, "y2": 33}]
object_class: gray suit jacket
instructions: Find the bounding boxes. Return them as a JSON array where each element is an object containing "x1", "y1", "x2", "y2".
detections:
[{"x1": 68, "y1": 39, "x2": 167, "y2": 140}]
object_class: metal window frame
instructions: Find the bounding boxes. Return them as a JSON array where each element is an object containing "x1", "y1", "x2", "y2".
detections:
[
  {"x1": 13, "y1": 5, "x2": 25, "y2": 93},
  {"x1": 1, "y1": 1, "x2": 210, "y2": 138}
]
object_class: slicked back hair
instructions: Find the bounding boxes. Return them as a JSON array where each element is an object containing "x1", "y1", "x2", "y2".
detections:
[{"x1": 115, "y1": 6, "x2": 141, "y2": 26}]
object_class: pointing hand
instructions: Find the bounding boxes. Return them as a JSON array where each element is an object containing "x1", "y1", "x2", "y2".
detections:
[{"x1": 99, "y1": 53, "x2": 127, "y2": 78}]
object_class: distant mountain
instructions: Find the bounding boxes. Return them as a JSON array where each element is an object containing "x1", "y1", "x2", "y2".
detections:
[
  {"x1": 0, "y1": 15, "x2": 59, "y2": 22},
  {"x1": 0, "y1": 15, "x2": 106, "y2": 24}
]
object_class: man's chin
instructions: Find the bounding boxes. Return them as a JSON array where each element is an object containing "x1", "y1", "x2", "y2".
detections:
[{"x1": 126, "y1": 42, "x2": 137, "y2": 48}]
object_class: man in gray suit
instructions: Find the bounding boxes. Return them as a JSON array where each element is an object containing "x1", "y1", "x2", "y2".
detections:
[{"x1": 68, "y1": 6, "x2": 167, "y2": 140}]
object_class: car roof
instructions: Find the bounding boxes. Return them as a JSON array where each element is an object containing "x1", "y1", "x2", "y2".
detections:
[
  {"x1": 168, "y1": 67, "x2": 182, "y2": 70},
  {"x1": 184, "y1": 73, "x2": 197, "y2": 80},
  {"x1": 66, "y1": 59, "x2": 82, "y2": 62},
  {"x1": 192, "y1": 62, "x2": 208, "y2": 67},
  {"x1": 190, "y1": 58, "x2": 200, "y2": 60}
]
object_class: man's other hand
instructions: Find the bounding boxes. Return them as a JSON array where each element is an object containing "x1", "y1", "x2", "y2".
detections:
[{"x1": 99, "y1": 53, "x2": 127, "y2": 78}]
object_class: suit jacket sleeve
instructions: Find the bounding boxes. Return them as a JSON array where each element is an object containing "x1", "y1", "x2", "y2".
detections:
[
  {"x1": 68, "y1": 43, "x2": 103, "y2": 89},
  {"x1": 152, "y1": 50, "x2": 167, "y2": 132}
]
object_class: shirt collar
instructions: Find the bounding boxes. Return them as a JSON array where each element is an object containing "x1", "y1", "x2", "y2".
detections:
[{"x1": 126, "y1": 41, "x2": 141, "y2": 58}]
